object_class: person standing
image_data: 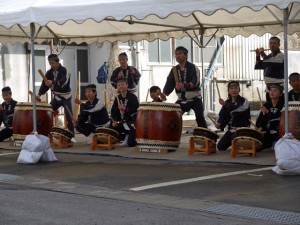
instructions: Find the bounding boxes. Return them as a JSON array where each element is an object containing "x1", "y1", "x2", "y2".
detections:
[
  {"x1": 161, "y1": 46, "x2": 207, "y2": 128},
  {"x1": 37, "y1": 54, "x2": 76, "y2": 142},
  {"x1": 254, "y1": 36, "x2": 284, "y2": 102},
  {"x1": 110, "y1": 52, "x2": 141, "y2": 93},
  {"x1": 0, "y1": 87, "x2": 17, "y2": 142}
]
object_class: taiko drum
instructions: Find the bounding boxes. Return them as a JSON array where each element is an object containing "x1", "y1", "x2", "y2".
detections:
[
  {"x1": 136, "y1": 102, "x2": 182, "y2": 150},
  {"x1": 279, "y1": 101, "x2": 300, "y2": 140},
  {"x1": 13, "y1": 102, "x2": 53, "y2": 143}
]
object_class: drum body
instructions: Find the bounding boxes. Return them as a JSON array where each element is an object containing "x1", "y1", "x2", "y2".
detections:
[
  {"x1": 51, "y1": 126, "x2": 73, "y2": 141},
  {"x1": 13, "y1": 102, "x2": 53, "y2": 144},
  {"x1": 234, "y1": 127, "x2": 263, "y2": 149},
  {"x1": 95, "y1": 127, "x2": 119, "y2": 144},
  {"x1": 193, "y1": 127, "x2": 219, "y2": 145},
  {"x1": 136, "y1": 102, "x2": 182, "y2": 150},
  {"x1": 279, "y1": 101, "x2": 300, "y2": 140}
]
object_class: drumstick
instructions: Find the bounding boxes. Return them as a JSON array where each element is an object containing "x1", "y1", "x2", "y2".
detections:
[
  {"x1": 38, "y1": 69, "x2": 48, "y2": 82},
  {"x1": 256, "y1": 87, "x2": 263, "y2": 106},
  {"x1": 214, "y1": 78, "x2": 221, "y2": 99},
  {"x1": 145, "y1": 88, "x2": 150, "y2": 102},
  {"x1": 172, "y1": 66, "x2": 179, "y2": 83},
  {"x1": 65, "y1": 105, "x2": 76, "y2": 124},
  {"x1": 250, "y1": 49, "x2": 270, "y2": 52}
]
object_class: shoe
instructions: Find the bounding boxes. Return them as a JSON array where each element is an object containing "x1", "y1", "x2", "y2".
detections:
[
  {"x1": 71, "y1": 137, "x2": 77, "y2": 143},
  {"x1": 118, "y1": 135, "x2": 128, "y2": 146}
]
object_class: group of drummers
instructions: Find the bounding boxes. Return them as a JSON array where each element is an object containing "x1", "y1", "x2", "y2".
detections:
[{"x1": 0, "y1": 36, "x2": 299, "y2": 153}]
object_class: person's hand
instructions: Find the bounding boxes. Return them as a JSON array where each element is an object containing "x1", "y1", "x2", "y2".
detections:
[
  {"x1": 256, "y1": 127, "x2": 263, "y2": 132},
  {"x1": 117, "y1": 71, "x2": 123, "y2": 79},
  {"x1": 159, "y1": 92, "x2": 167, "y2": 101},
  {"x1": 118, "y1": 104, "x2": 125, "y2": 111},
  {"x1": 0, "y1": 105, "x2": 3, "y2": 111},
  {"x1": 75, "y1": 98, "x2": 81, "y2": 105},
  {"x1": 36, "y1": 95, "x2": 41, "y2": 102},
  {"x1": 45, "y1": 80, "x2": 53, "y2": 87},
  {"x1": 219, "y1": 98, "x2": 225, "y2": 105},
  {"x1": 175, "y1": 82, "x2": 184, "y2": 90},
  {"x1": 112, "y1": 121, "x2": 119, "y2": 127},
  {"x1": 260, "y1": 106, "x2": 269, "y2": 114},
  {"x1": 74, "y1": 120, "x2": 78, "y2": 126},
  {"x1": 255, "y1": 48, "x2": 265, "y2": 57},
  {"x1": 215, "y1": 123, "x2": 221, "y2": 129}
]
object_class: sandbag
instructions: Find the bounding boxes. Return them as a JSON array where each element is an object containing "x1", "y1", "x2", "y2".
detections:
[
  {"x1": 17, "y1": 150, "x2": 43, "y2": 164},
  {"x1": 21, "y1": 133, "x2": 43, "y2": 152},
  {"x1": 272, "y1": 134, "x2": 300, "y2": 175},
  {"x1": 41, "y1": 148, "x2": 57, "y2": 162}
]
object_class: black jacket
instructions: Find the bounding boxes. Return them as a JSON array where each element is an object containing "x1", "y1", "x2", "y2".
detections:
[
  {"x1": 0, "y1": 99, "x2": 17, "y2": 128},
  {"x1": 77, "y1": 98, "x2": 109, "y2": 126},
  {"x1": 218, "y1": 95, "x2": 250, "y2": 130}
]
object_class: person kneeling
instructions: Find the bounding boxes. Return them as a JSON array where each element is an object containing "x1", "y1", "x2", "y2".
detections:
[
  {"x1": 215, "y1": 81, "x2": 251, "y2": 151},
  {"x1": 256, "y1": 84, "x2": 284, "y2": 151},
  {"x1": 75, "y1": 84, "x2": 110, "y2": 144},
  {"x1": 111, "y1": 80, "x2": 139, "y2": 147}
]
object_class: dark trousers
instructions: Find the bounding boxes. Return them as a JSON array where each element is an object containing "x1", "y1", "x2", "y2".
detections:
[
  {"x1": 76, "y1": 122, "x2": 97, "y2": 137},
  {"x1": 258, "y1": 132, "x2": 279, "y2": 152},
  {"x1": 217, "y1": 130, "x2": 235, "y2": 151},
  {"x1": 0, "y1": 127, "x2": 13, "y2": 142},
  {"x1": 176, "y1": 97, "x2": 207, "y2": 128},
  {"x1": 113, "y1": 122, "x2": 137, "y2": 147},
  {"x1": 51, "y1": 97, "x2": 75, "y2": 137}
]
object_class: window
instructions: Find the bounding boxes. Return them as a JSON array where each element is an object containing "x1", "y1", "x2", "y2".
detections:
[
  {"x1": 77, "y1": 49, "x2": 88, "y2": 83},
  {"x1": 148, "y1": 39, "x2": 171, "y2": 63},
  {"x1": 34, "y1": 50, "x2": 46, "y2": 82}
]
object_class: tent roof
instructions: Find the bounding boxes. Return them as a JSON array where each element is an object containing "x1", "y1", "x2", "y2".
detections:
[{"x1": 0, "y1": 0, "x2": 300, "y2": 44}]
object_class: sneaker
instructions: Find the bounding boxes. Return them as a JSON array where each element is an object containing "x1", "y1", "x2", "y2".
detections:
[
  {"x1": 118, "y1": 135, "x2": 128, "y2": 146},
  {"x1": 71, "y1": 137, "x2": 77, "y2": 143}
]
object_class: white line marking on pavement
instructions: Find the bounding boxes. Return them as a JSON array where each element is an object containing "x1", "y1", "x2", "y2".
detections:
[
  {"x1": 0, "y1": 152, "x2": 19, "y2": 156},
  {"x1": 130, "y1": 167, "x2": 273, "y2": 191}
]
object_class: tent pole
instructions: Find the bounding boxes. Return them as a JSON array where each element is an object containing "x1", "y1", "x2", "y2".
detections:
[
  {"x1": 283, "y1": 8, "x2": 289, "y2": 136},
  {"x1": 30, "y1": 23, "x2": 37, "y2": 133}
]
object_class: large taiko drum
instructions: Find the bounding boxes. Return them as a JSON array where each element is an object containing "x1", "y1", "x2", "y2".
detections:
[
  {"x1": 13, "y1": 102, "x2": 53, "y2": 144},
  {"x1": 279, "y1": 101, "x2": 300, "y2": 140},
  {"x1": 136, "y1": 102, "x2": 182, "y2": 150}
]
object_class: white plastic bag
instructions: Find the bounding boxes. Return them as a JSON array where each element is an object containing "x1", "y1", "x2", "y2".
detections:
[
  {"x1": 17, "y1": 149, "x2": 43, "y2": 164},
  {"x1": 272, "y1": 134, "x2": 300, "y2": 175},
  {"x1": 41, "y1": 148, "x2": 57, "y2": 162},
  {"x1": 21, "y1": 133, "x2": 43, "y2": 152}
]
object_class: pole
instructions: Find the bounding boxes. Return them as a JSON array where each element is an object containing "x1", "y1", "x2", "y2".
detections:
[
  {"x1": 30, "y1": 23, "x2": 37, "y2": 133},
  {"x1": 283, "y1": 8, "x2": 289, "y2": 135}
]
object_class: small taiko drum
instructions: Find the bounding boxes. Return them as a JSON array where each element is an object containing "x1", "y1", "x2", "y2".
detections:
[
  {"x1": 192, "y1": 127, "x2": 219, "y2": 145},
  {"x1": 279, "y1": 101, "x2": 300, "y2": 140},
  {"x1": 234, "y1": 128, "x2": 263, "y2": 149},
  {"x1": 136, "y1": 102, "x2": 182, "y2": 150},
  {"x1": 95, "y1": 127, "x2": 119, "y2": 144},
  {"x1": 13, "y1": 102, "x2": 53, "y2": 144},
  {"x1": 50, "y1": 126, "x2": 73, "y2": 142}
]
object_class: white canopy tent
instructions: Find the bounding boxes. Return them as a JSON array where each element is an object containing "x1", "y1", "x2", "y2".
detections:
[{"x1": 0, "y1": 0, "x2": 299, "y2": 134}]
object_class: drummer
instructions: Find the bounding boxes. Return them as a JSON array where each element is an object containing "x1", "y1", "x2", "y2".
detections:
[
  {"x1": 288, "y1": 72, "x2": 300, "y2": 101},
  {"x1": 215, "y1": 81, "x2": 251, "y2": 151},
  {"x1": 37, "y1": 54, "x2": 76, "y2": 142},
  {"x1": 149, "y1": 86, "x2": 166, "y2": 102},
  {"x1": 161, "y1": 46, "x2": 207, "y2": 128},
  {"x1": 111, "y1": 79, "x2": 139, "y2": 147},
  {"x1": 110, "y1": 52, "x2": 141, "y2": 93},
  {"x1": 256, "y1": 83, "x2": 284, "y2": 150},
  {"x1": 75, "y1": 84, "x2": 110, "y2": 144},
  {"x1": 0, "y1": 87, "x2": 17, "y2": 142}
]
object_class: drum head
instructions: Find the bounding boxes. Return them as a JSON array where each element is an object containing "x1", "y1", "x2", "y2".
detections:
[
  {"x1": 235, "y1": 128, "x2": 263, "y2": 141},
  {"x1": 95, "y1": 127, "x2": 119, "y2": 144},
  {"x1": 51, "y1": 127, "x2": 73, "y2": 141},
  {"x1": 138, "y1": 102, "x2": 182, "y2": 112},
  {"x1": 234, "y1": 136, "x2": 262, "y2": 149},
  {"x1": 193, "y1": 127, "x2": 219, "y2": 141}
]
